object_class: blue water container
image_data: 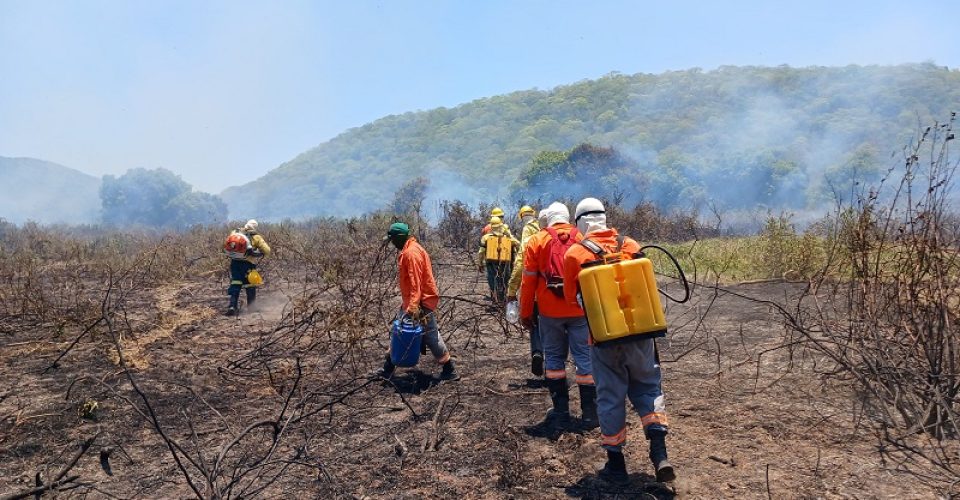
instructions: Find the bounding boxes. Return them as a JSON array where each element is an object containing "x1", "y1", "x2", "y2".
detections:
[{"x1": 390, "y1": 318, "x2": 423, "y2": 367}]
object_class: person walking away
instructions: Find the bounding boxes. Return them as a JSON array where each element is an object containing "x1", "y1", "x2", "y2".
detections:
[
  {"x1": 519, "y1": 202, "x2": 597, "y2": 433},
  {"x1": 481, "y1": 206, "x2": 514, "y2": 237},
  {"x1": 379, "y1": 222, "x2": 459, "y2": 381},
  {"x1": 506, "y1": 205, "x2": 544, "y2": 376},
  {"x1": 224, "y1": 219, "x2": 270, "y2": 316},
  {"x1": 478, "y1": 216, "x2": 519, "y2": 304},
  {"x1": 562, "y1": 198, "x2": 674, "y2": 484}
]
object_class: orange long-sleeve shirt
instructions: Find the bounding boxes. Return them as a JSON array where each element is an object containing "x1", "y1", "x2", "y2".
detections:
[
  {"x1": 398, "y1": 237, "x2": 440, "y2": 312},
  {"x1": 519, "y1": 223, "x2": 585, "y2": 319},
  {"x1": 562, "y1": 228, "x2": 641, "y2": 307}
]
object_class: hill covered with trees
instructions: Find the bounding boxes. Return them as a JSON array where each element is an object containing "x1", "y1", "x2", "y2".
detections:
[
  {"x1": 223, "y1": 63, "x2": 960, "y2": 220},
  {"x1": 0, "y1": 156, "x2": 101, "y2": 225},
  {"x1": 1, "y1": 158, "x2": 227, "y2": 229},
  {"x1": 100, "y1": 168, "x2": 228, "y2": 229}
]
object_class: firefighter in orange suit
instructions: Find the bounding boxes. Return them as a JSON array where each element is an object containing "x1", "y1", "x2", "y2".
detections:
[
  {"x1": 562, "y1": 198, "x2": 674, "y2": 484},
  {"x1": 379, "y1": 222, "x2": 459, "y2": 381},
  {"x1": 519, "y1": 202, "x2": 596, "y2": 433}
]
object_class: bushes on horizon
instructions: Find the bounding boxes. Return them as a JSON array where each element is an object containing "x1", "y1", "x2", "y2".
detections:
[{"x1": 100, "y1": 168, "x2": 228, "y2": 229}]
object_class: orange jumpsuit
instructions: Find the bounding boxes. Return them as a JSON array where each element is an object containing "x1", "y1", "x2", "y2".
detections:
[
  {"x1": 397, "y1": 237, "x2": 448, "y2": 363},
  {"x1": 520, "y1": 223, "x2": 592, "y2": 385}
]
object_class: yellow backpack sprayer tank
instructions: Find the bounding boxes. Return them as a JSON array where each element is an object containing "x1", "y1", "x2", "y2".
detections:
[
  {"x1": 485, "y1": 233, "x2": 513, "y2": 262},
  {"x1": 577, "y1": 239, "x2": 689, "y2": 343}
]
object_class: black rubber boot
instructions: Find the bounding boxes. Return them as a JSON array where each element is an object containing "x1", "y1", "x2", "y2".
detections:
[
  {"x1": 377, "y1": 353, "x2": 395, "y2": 379},
  {"x1": 439, "y1": 359, "x2": 460, "y2": 381},
  {"x1": 648, "y1": 428, "x2": 676, "y2": 483},
  {"x1": 226, "y1": 291, "x2": 240, "y2": 316},
  {"x1": 598, "y1": 449, "x2": 629, "y2": 485},
  {"x1": 545, "y1": 378, "x2": 571, "y2": 429},
  {"x1": 579, "y1": 385, "x2": 599, "y2": 430},
  {"x1": 531, "y1": 351, "x2": 544, "y2": 377},
  {"x1": 245, "y1": 287, "x2": 257, "y2": 308}
]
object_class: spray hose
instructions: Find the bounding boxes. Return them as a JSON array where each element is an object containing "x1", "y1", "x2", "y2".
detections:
[{"x1": 639, "y1": 245, "x2": 691, "y2": 304}]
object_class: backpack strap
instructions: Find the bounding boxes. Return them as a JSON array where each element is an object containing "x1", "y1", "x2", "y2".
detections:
[
  {"x1": 579, "y1": 233, "x2": 622, "y2": 257},
  {"x1": 544, "y1": 226, "x2": 576, "y2": 242},
  {"x1": 579, "y1": 238, "x2": 606, "y2": 257},
  {"x1": 580, "y1": 233, "x2": 628, "y2": 268}
]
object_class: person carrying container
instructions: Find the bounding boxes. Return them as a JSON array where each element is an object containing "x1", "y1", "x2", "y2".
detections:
[
  {"x1": 478, "y1": 216, "x2": 519, "y2": 304},
  {"x1": 223, "y1": 219, "x2": 271, "y2": 316},
  {"x1": 519, "y1": 202, "x2": 597, "y2": 433},
  {"x1": 506, "y1": 205, "x2": 544, "y2": 376},
  {"x1": 379, "y1": 222, "x2": 459, "y2": 381},
  {"x1": 562, "y1": 198, "x2": 675, "y2": 484}
]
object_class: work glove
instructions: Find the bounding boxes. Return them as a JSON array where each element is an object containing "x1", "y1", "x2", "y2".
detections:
[
  {"x1": 405, "y1": 303, "x2": 423, "y2": 322},
  {"x1": 520, "y1": 315, "x2": 536, "y2": 331},
  {"x1": 506, "y1": 294, "x2": 517, "y2": 302}
]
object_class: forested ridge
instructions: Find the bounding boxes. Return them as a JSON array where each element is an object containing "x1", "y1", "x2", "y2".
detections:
[
  {"x1": 0, "y1": 156, "x2": 101, "y2": 225},
  {"x1": 0, "y1": 158, "x2": 227, "y2": 228},
  {"x1": 223, "y1": 63, "x2": 960, "y2": 219}
]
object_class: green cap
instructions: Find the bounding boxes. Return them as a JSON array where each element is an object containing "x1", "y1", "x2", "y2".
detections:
[{"x1": 385, "y1": 222, "x2": 410, "y2": 240}]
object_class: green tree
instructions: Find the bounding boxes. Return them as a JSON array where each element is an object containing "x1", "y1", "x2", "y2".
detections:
[
  {"x1": 511, "y1": 143, "x2": 646, "y2": 203},
  {"x1": 390, "y1": 176, "x2": 430, "y2": 217},
  {"x1": 100, "y1": 168, "x2": 227, "y2": 228}
]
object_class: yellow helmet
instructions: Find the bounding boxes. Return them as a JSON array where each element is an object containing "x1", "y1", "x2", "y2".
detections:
[
  {"x1": 518, "y1": 205, "x2": 535, "y2": 219},
  {"x1": 489, "y1": 216, "x2": 503, "y2": 226},
  {"x1": 490, "y1": 207, "x2": 505, "y2": 217}
]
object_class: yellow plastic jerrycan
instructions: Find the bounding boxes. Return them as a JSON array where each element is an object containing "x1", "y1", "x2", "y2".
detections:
[
  {"x1": 485, "y1": 234, "x2": 513, "y2": 262},
  {"x1": 578, "y1": 256, "x2": 667, "y2": 343}
]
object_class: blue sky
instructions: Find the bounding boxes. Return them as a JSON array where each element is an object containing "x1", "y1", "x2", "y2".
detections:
[{"x1": 1, "y1": 0, "x2": 957, "y2": 193}]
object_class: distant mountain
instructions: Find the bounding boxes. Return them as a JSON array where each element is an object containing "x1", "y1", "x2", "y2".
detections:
[
  {"x1": 225, "y1": 63, "x2": 960, "y2": 220},
  {"x1": 0, "y1": 157, "x2": 101, "y2": 225}
]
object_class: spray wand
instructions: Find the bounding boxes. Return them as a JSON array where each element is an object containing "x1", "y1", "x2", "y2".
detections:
[{"x1": 639, "y1": 245, "x2": 691, "y2": 304}]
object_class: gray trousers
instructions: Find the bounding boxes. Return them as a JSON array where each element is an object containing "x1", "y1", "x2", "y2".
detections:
[
  {"x1": 539, "y1": 314, "x2": 593, "y2": 385},
  {"x1": 592, "y1": 337, "x2": 667, "y2": 451},
  {"x1": 412, "y1": 309, "x2": 450, "y2": 364}
]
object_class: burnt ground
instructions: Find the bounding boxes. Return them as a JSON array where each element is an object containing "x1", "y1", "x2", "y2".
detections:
[{"x1": 0, "y1": 260, "x2": 938, "y2": 499}]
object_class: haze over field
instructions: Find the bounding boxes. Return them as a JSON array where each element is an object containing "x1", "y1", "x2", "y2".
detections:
[
  {"x1": 222, "y1": 64, "x2": 960, "y2": 220},
  {"x1": 1, "y1": 1, "x2": 958, "y2": 225}
]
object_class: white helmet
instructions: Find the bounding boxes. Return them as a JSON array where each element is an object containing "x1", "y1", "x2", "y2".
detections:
[
  {"x1": 574, "y1": 198, "x2": 607, "y2": 234},
  {"x1": 243, "y1": 219, "x2": 258, "y2": 232},
  {"x1": 544, "y1": 202, "x2": 570, "y2": 227},
  {"x1": 574, "y1": 198, "x2": 605, "y2": 221}
]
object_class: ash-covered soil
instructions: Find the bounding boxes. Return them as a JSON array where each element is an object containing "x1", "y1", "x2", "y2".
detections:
[{"x1": 0, "y1": 260, "x2": 935, "y2": 499}]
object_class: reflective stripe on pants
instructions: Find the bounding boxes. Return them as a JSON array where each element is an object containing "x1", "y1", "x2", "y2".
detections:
[
  {"x1": 575, "y1": 373, "x2": 595, "y2": 386},
  {"x1": 228, "y1": 259, "x2": 256, "y2": 294},
  {"x1": 601, "y1": 427, "x2": 627, "y2": 447}
]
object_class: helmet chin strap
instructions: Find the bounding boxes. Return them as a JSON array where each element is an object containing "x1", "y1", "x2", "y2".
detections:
[{"x1": 577, "y1": 213, "x2": 608, "y2": 235}]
